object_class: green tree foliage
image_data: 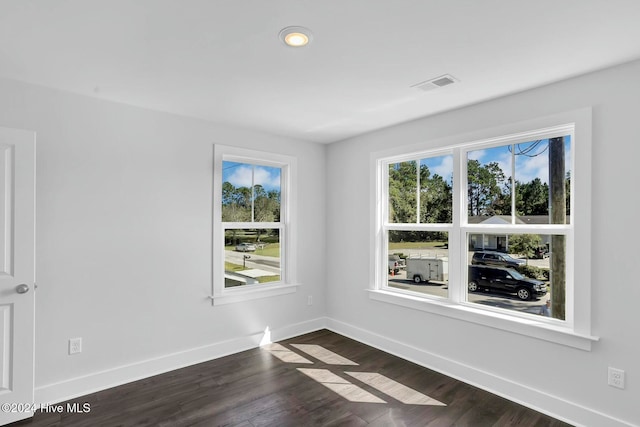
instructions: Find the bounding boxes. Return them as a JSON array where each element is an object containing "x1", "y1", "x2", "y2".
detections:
[
  {"x1": 253, "y1": 185, "x2": 281, "y2": 222},
  {"x1": 221, "y1": 182, "x2": 281, "y2": 223},
  {"x1": 516, "y1": 178, "x2": 549, "y2": 215},
  {"x1": 387, "y1": 151, "x2": 571, "y2": 243},
  {"x1": 222, "y1": 182, "x2": 251, "y2": 222},
  {"x1": 420, "y1": 165, "x2": 453, "y2": 224},
  {"x1": 565, "y1": 171, "x2": 571, "y2": 216},
  {"x1": 389, "y1": 161, "x2": 417, "y2": 223},
  {"x1": 467, "y1": 160, "x2": 508, "y2": 216},
  {"x1": 508, "y1": 234, "x2": 542, "y2": 263},
  {"x1": 389, "y1": 161, "x2": 452, "y2": 242}
]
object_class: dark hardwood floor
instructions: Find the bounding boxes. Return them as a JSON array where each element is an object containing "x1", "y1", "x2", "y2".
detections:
[{"x1": 11, "y1": 330, "x2": 573, "y2": 426}]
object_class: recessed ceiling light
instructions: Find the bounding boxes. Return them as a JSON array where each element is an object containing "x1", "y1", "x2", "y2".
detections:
[{"x1": 279, "y1": 26, "x2": 312, "y2": 47}]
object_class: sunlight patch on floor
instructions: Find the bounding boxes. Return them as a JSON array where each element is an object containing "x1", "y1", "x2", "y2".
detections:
[
  {"x1": 262, "y1": 343, "x2": 313, "y2": 364},
  {"x1": 346, "y1": 372, "x2": 446, "y2": 406},
  {"x1": 297, "y1": 368, "x2": 386, "y2": 403},
  {"x1": 291, "y1": 344, "x2": 359, "y2": 365}
]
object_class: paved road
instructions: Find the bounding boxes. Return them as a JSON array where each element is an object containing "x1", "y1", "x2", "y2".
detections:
[
  {"x1": 225, "y1": 250, "x2": 281, "y2": 275},
  {"x1": 388, "y1": 270, "x2": 548, "y2": 316}
]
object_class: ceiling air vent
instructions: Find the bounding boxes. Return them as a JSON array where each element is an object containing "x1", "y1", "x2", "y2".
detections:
[{"x1": 411, "y1": 74, "x2": 458, "y2": 91}]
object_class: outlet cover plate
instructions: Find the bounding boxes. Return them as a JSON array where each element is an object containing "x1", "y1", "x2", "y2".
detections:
[
  {"x1": 608, "y1": 367, "x2": 625, "y2": 389},
  {"x1": 69, "y1": 337, "x2": 82, "y2": 355}
]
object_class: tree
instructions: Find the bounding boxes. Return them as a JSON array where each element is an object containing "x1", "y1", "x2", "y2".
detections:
[
  {"x1": 419, "y1": 165, "x2": 452, "y2": 224},
  {"x1": 517, "y1": 178, "x2": 549, "y2": 215},
  {"x1": 389, "y1": 161, "x2": 417, "y2": 224},
  {"x1": 467, "y1": 160, "x2": 507, "y2": 216},
  {"x1": 221, "y1": 182, "x2": 251, "y2": 222},
  {"x1": 222, "y1": 181, "x2": 281, "y2": 244},
  {"x1": 388, "y1": 161, "x2": 453, "y2": 242},
  {"x1": 508, "y1": 234, "x2": 542, "y2": 264}
]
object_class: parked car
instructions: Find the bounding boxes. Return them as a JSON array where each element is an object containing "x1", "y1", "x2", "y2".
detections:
[
  {"x1": 471, "y1": 251, "x2": 526, "y2": 268},
  {"x1": 235, "y1": 242, "x2": 257, "y2": 252},
  {"x1": 388, "y1": 254, "x2": 406, "y2": 274},
  {"x1": 468, "y1": 265, "x2": 547, "y2": 300}
]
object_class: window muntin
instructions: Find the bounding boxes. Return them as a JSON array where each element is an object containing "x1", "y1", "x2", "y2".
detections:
[{"x1": 378, "y1": 127, "x2": 574, "y2": 324}]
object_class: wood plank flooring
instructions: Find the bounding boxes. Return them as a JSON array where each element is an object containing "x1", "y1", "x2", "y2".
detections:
[{"x1": 10, "y1": 330, "x2": 573, "y2": 426}]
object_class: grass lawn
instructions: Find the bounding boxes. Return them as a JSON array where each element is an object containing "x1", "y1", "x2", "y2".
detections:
[
  {"x1": 224, "y1": 261, "x2": 280, "y2": 283},
  {"x1": 225, "y1": 261, "x2": 246, "y2": 272},
  {"x1": 388, "y1": 241, "x2": 447, "y2": 250}
]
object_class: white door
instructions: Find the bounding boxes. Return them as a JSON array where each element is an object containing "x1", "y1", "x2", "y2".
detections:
[{"x1": 0, "y1": 128, "x2": 35, "y2": 425}]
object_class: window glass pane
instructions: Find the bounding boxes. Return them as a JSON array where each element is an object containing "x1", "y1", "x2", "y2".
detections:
[
  {"x1": 419, "y1": 155, "x2": 453, "y2": 223},
  {"x1": 224, "y1": 228, "x2": 281, "y2": 288},
  {"x1": 514, "y1": 137, "x2": 571, "y2": 224},
  {"x1": 222, "y1": 161, "x2": 281, "y2": 223},
  {"x1": 389, "y1": 161, "x2": 417, "y2": 223},
  {"x1": 467, "y1": 136, "x2": 572, "y2": 225},
  {"x1": 467, "y1": 233, "x2": 565, "y2": 320},
  {"x1": 467, "y1": 145, "x2": 512, "y2": 223},
  {"x1": 388, "y1": 231, "x2": 448, "y2": 298}
]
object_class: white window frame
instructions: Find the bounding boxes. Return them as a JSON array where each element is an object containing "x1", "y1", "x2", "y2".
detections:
[
  {"x1": 212, "y1": 145, "x2": 298, "y2": 305},
  {"x1": 369, "y1": 108, "x2": 599, "y2": 350}
]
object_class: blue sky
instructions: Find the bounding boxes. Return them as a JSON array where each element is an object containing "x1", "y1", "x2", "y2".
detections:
[
  {"x1": 223, "y1": 161, "x2": 281, "y2": 191},
  {"x1": 420, "y1": 136, "x2": 572, "y2": 185}
]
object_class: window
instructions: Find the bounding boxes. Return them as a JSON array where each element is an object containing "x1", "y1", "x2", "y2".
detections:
[
  {"x1": 212, "y1": 145, "x2": 298, "y2": 305},
  {"x1": 371, "y1": 110, "x2": 597, "y2": 349},
  {"x1": 387, "y1": 154, "x2": 453, "y2": 299}
]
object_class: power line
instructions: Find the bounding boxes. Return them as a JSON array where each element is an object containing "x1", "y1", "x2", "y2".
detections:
[{"x1": 507, "y1": 140, "x2": 549, "y2": 157}]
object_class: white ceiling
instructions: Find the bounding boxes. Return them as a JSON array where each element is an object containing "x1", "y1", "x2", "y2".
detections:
[{"x1": 2, "y1": 1, "x2": 640, "y2": 144}]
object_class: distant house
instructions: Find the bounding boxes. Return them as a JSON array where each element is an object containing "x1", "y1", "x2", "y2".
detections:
[{"x1": 468, "y1": 215, "x2": 569, "y2": 252}]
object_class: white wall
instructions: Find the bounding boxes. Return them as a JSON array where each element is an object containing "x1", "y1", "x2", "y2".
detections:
[
  {"x1": 0, "y1": 78, "x2": 326, "y2": 400},
  {"x1": 2, "y1": 58, "x2": 639, "y2": 425},
  {"x1": 326, "y1": 60, "x2": 640, "y2": 427}
]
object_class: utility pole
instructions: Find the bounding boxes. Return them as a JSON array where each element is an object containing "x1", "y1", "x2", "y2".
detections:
[{"x1": 549, "y1": 137, "x2": 566, "y2": 320}]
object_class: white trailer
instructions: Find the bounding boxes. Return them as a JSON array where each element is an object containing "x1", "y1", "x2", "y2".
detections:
[{"x1": 406, "y1": 257, "x2": 448, "y2": 283}]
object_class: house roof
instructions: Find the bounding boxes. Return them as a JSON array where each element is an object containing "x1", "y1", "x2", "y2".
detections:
[{"x1": 468, "y1": 215, "x2": 570, "y2": 225}]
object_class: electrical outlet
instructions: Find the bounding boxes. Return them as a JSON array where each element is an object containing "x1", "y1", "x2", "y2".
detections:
[
  {"x1": 608, "y1": 367, "x2": 625, "y2": 389},
  {"x1": 69, "y1": 337, "x2": 82, "y2": 355},
  {"x1": 307, "y1": 295, "x2": 313, "y2": 306}
]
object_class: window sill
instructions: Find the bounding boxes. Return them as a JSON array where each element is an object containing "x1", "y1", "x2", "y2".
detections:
[
  {"x1": 211, "y1": 283, "x2": 300, "y2": 305},
  {"x1": 367, "y1": 289, "x2": 599, "y2": 351}
]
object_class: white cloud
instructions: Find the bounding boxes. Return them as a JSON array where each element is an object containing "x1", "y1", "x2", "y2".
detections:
[
  {"x1": 253, "y1": 166, "x2": 280, "y2": 189},
  {"x1": 468, "y1": 150, "x2": 485, "y2": 161},
  {"x1": 430, "y1": 156, "x2": 453, "y2": 179},
  {"x1": 226, "y1": 165, "x2": 280, "y2": 190},
  {"x1": 516, "y1": 153, "x2": 549, "y2": 183}
]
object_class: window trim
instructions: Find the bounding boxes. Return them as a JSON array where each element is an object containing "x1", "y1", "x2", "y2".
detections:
[
  {"x1": 370, "y1": 108, "x2": 598, "y2": 350},
  {"x1": 212, "y1": 145, "x2": 299, "y2": 305}
]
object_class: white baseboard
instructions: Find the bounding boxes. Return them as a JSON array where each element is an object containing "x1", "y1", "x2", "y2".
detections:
[
  {"x1": 324, "y1": 318, "x2": 635, "y2": 427},
  {"x1": 35, "y1": 316, "x2": 633, "y2": 427},
  {"x1": 34, "y1": 317, "x2": 326, "y2": 405}
]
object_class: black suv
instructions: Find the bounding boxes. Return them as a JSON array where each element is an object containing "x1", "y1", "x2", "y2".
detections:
[
  {"x1": 471, "y1": 251, "x2": 525, "y2": 268},
  {"x1": 468, "y1": 265, "x2": 547, "y2": 300}
]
